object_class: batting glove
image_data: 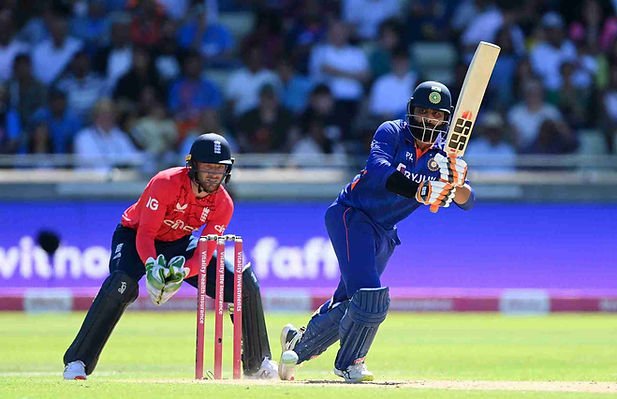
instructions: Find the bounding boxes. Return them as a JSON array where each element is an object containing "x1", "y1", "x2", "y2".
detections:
[
  {"x1": 434, "y1": 153, "x2": 467, "y2": 187},
  {"x1": 416, "y1": 180, "x2": 456, "y2": 208}
]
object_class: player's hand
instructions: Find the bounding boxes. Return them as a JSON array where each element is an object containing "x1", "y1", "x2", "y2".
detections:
[
  {"x1": 165, "y1": 255, "x2": 190, "y2": 284},
  {"x1": 415, "y1": 180, "x2": 456, "y2": 208},
  {"x1": 145, "y1": 254, "x2": 167, "y2": 293},
  {"x1": 434, "y1": 153, "x2": 467, "y2": 187}
]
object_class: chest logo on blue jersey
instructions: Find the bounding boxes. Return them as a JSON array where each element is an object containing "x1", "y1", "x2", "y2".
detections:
[
  {"x1": 397, "y1": 163, "x2": 437, "y2": 183},
  {"x1": 428, "y1": 157, "x2": 439, "y2": 172}
]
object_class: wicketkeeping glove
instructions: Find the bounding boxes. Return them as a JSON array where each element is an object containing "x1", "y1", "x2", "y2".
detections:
[
  {"x1": 416, "y1": 180, "x2": 456, "y2": 208},
  {"x1": 145, "y1": 255, "x2": 190, "y2": 305},
  {"x1": 434, "y1": 153, "x2": 467, "y2": 187}
]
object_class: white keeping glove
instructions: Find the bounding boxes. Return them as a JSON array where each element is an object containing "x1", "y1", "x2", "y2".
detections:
[
  {"x1": 416, "y1": 180, "x2": 456, "y2": 208},
  {"x1": 434, "y1": 153, "x2": 468, "y2": 187},
  {"x1": 145, "y1": 255, "x2": 190, "y2": 305}
]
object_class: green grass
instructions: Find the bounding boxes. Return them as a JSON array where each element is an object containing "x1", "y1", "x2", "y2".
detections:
[{"x1": 0, "y1": 312, "x2": 616, "y2": 398}]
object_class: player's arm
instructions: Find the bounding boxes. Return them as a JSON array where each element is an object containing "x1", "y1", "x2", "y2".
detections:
[
  {"x1": 366, "y1": 122, "x2": 421, "y2": 198},
  {"x1": 185, "y1": 195, "x2": 234, "y2": 278},
  {"x1": 134, "y1": 178, "x2": 172, "y2": 263}
]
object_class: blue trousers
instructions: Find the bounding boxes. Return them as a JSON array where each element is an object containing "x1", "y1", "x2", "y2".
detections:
[{"x1": 325, "y1": 203, "x2": 400, "y2": 303}]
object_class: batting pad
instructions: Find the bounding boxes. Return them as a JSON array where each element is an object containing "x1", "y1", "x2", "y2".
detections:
[{"x1": 335, "y1": 287, "x2": 390, "y2": 370}]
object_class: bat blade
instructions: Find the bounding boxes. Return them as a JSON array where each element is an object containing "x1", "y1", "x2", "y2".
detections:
[{"x1": 444, "y1": 41, "x2": 500, "y2": 157}]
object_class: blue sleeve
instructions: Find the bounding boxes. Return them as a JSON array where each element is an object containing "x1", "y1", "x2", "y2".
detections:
[{"x1": 365, "y1": 122, "x2": 399, "y2": 188}]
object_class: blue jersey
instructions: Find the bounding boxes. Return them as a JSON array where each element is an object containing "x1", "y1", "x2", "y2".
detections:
[{"x1": 337, "y1": 120, "x2": 472, "y2": 230}]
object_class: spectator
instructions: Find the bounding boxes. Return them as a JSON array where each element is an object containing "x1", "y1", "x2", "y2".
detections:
[
  {"x1": 153, "y1": 19, "x2": 184, "y2": 83},
  {"x1": 507, "y1": 80, "x2": 563, "y2": 151},
  {"x1": 93, "y1": 13, "x2": 133, "y2": 91},
  {"x1": 276, "y1": 57, "x2": 313, "y2": 114},
  {"x1": 368, "y1": 46, "x2": 417, "y2": 121},
  {"x1": 0, "y1": 9, "x2": 29, "y2": 83},
  {"x1": 550, "y1": 60, "x2": 592, "y2": 129},
  {"x1": 128, "y1": 0, "x2": 166, "y2": 48},
  {"x1": 465, "y1": 111, "x2": 517, "y2": 173},
  {"x1": 31, "y1": 89, "x2": 82, "y2": 154},
  {"x1": 113, "y1": 46, "x2": 164, "y2": 106},
  {"x1": 521, "y1": 118, "x2": 578, "y2": 154},
  {"x1": 130, "y1": 100, "x2": 178, "y2": 172},
  {"x1": 70, "y1": 0, "x2": 111, "y2": 53},
  {"x1": 289, "y1": 116, "x2": 347, "y2": 168},
  {"x1": 225, "y1": 46, "x2": 281, "y2": 116},
  {"x1": 239, "y1": 8, "x2": 285, "y2": 69},
  {"x1": 300, "y1": 84, "x2": 341, "y2": 142},
  {"x1": 404, "y1": 0, "x2": 455, "y2": 42},
  {"x1": 56, "y1": 51, "x2": 107, "y2": 121},
  {"x1": 285, "y1": 0, "x2": 329, "y2": 74},
  {"x1": 31, "y1": 13, "x2": 83, "y2": 85},
  {"x1": 73, "y1": 98, "x2": 142, "y2": 171},
  {"x1": 8, "y1": 54, "x2": 46, "y2": 128},
  {"x1": 0, "y1": 84, "x2": 22, "y2": 154},
  {"x1": 341, "y1": 0, "x2": 401, "y2": 40},
  {"x1": 490, "y1": 26, "x2": 524, "y2": 111},
  {"x1": 167, "y1": 51, "x2": 223, "y2": 123},
  {"x1": 235, "y1": 84, "x2": 297, "y2": 153},
  {"x1": 530, "y1": 12, "x2": 578, "y2": 91},
  {"x1": 368, "y1": 18, "x2": 404, "y2": 79},
  {"x1": 309, "y1": 20, "x2": 369, "y2": 140},
  {"x1": 600, "y1": 65, "x2": 617, "y2": 152},
  {"x1": 176, "y1": 3, "x2": 236, "y2": 68}
]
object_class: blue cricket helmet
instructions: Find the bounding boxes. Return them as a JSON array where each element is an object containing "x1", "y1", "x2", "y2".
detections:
[
  {"x1": 186, "y1": 133, "x2": 234, "y2": 184},
  {"x1": 406, "y1": 81, "x2": 453, "y2": 143}
]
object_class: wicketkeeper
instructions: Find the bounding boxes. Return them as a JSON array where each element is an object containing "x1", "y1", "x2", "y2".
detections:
[
  {"x1": 278, "y1": 81, "x2": 474, "y2": 382},
  {"x1": 63, "y1": 133, "x2": 277, "y2": 380}
]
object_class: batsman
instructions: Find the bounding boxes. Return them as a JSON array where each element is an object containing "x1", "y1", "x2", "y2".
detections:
[
  {"x1": 278, "y1": 81, "x2": 474, "y2": 382},
  {"x1": 63, "y1": 133, "x2": 278, "y2": 380}
]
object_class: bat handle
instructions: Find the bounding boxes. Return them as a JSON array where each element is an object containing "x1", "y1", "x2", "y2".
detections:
[{"x1": 429, "y1": 204, "x2": 439, "y2": 213}]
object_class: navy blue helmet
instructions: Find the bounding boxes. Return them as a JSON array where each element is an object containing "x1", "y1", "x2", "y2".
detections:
[
  {"x1": 186, "y1": 133, "x2": 234, "y2": 186},
  {"x1": 406, "y1": 81, "x2": 453, "y2": 144}
]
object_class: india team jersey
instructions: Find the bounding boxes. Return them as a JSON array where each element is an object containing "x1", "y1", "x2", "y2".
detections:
[
  {"x1": 338, "y1": 120, "x2": 470, "y2": 230},
  {"x1": 121, "y1": 167, "x2": 233, "y2": 263}
]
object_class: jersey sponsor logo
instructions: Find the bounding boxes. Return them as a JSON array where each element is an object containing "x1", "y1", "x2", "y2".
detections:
[
  {"x1": 175, "y1": 202, "x2": 188, "y2": 213},
  {"x1": 214, "y1": 224, "x2": 225, "y2": 233},
  {"x1": 163, "y1": 219, "x2": 198, "y2": 232},
  {"x1": 396, "y1": 163, "x2": 437, "y2": 183},
  {"x1": 146, "y1": 197, "x2": 159, "y2": 211},
  {"x1": 200, "y1": 207, "x2": 210, "y2": 222}
]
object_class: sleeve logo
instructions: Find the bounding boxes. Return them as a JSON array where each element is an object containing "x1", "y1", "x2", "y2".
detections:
[{"x1": 146, "y1": 197, "x2": 159, "y2": 211}]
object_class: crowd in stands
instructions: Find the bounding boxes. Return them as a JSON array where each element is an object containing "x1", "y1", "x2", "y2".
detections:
[{"x1": 0, "y1": 0, "x2": 616, "y2": 174}]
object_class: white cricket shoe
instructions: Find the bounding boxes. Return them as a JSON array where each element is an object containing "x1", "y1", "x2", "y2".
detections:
[
  {"x1": 333, "y1": 362, "x2": 374, "y2": 383},
  {"x1": 246, "y1": 357, "x2": 279, "y2": 379},
  {"x1": 278, "y1": 350, "x2": 299, "y2": 381},
  {"x1": 63, "y1": 360, "x2": 87, "y2": 380},
  {"x1": 280, "y1": 323, "x2": 303, "y2": 352},
  {"x1": 278, "y1": 324, "x2": 303, "y2": 380}
]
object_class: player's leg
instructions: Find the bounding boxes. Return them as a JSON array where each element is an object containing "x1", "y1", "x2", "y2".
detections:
[
  {"x1": 278, "y1": 204, "x2": 376, "y2": 380},
  {"x1": 63, "y1": 225, "x2": 142, "y2": 379},
  {"x1": 331, "y1": 207, "x2": 391, "y2": 382},
  {"x1": 184, "y1": 250, "x2": 276, "y2": 378}
]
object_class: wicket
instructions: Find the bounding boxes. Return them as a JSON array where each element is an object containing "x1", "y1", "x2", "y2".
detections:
[{"x1": 195, "y1": 234, "x2": 244, "y2": 380}]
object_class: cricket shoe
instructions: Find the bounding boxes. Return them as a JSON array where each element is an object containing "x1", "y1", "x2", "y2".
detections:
[
  {"x1": 63, "y1": 360, "x2": 87, "y2": 380},
  {"x1": 246, "y1": 357, "x2": 279, "y2": 379},
  {"x1": 333, "y1": 362, "x2": 374, "y2": 383},
  {"x1": 280, "y1": 323, "x2": 304, "y2": 352}
]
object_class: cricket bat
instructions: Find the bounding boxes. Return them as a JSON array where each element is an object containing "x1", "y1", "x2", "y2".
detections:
[{"x1": 430, "y1": 41, "x2": 500, "y2": 213}]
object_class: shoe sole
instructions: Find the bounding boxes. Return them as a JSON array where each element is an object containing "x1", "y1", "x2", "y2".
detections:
[{"x1": 278, "y1": 350, "x2": 298, "y2": 380}]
